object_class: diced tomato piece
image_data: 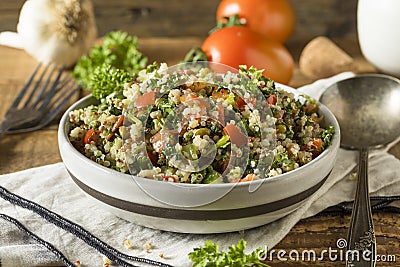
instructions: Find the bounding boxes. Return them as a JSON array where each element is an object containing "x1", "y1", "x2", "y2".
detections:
[
  {"x1": 235, "y1": 96, "x2": 257, "y2": 109},
  {"x1": 150, "y1": 130, "x2": 178, "y2": 154},
  {"x1": 223, "y1": 124, "x2": 248, "y2": 147},
  {"x1": 232, "y1": 173, "x2": 255, "y2": 183},
  {"x1": 150, "y1": 132, "x2": 162, "y2": 143},
  {"x1": 220, "y1": 158, "x2": 229, "y2": 172},
  {"x1": 184, "y1": 97, "x2": 211, "y2": 119},
  {"x1": 83, "y1": 129, "x2": 98, "y2": 144},
  {"x1": 112, "y1": 115, "x2": 124, "y2": 132},
  {"x1": 212, "y1": 88, "x2": 229, "y2": 100},
  {"x1": 311, "y1": 138, "x2": 323, "y2": 151},
  {"x1": 301, "y1": 138, "x2": 324, "y2": 157},
  {"x1": 217, "y1": 103, "x2": 225, "y2": 125},
  {"x1": 235, "y1": 97, "x2": 246, "y2": 110},
  {"x1": 106, "y1": 115, "x2": 125, "y2": 141},
  {"x1": 150, "y1": 131, "x2": 166, "y2": 153},
  {"x1": 267, "y1": 94, "x2": 277, "y2": 105},
  {"x1": 161, "y1": 175, "x2": 177, "y2": 182},
  {"x1": 136, "y1": 91, "x2": 155, "y2": 108},
  {"x1": 180, "y1": 91, "x2": 197, "y2": 102},
  {"x1": 248, "y1": 96, "x2": 257, "y2": 107},
  {"x1": 147, "y1": 149, "x2": 158, "y2": 166},
  {"x1": 191, "y1": 98, "x2": 211, "y2": 108}
]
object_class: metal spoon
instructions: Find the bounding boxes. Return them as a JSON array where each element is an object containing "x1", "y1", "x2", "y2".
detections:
[{"x1": 320, "y1": 74, "x2": 400, "y2": 267}]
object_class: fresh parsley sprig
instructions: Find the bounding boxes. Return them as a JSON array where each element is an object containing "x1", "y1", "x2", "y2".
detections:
[
  {"x1": 189, "y1": 239, "x2": 270, "y2": 267},
  {"x1": 72, "y1": 30, "x2": 148, "y2": 97},
  {"x1": 89, "y1": 63, "x2": 131, "y2": 100}
]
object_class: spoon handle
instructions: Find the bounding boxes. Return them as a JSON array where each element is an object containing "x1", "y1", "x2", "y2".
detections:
[{"x1": 346, "y1": 148, "x2": 376, "y2": 267}]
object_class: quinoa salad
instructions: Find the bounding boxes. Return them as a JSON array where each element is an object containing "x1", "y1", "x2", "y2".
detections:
[{"x1": 68, "y1": 63, "x2": 334, "y2": 184}]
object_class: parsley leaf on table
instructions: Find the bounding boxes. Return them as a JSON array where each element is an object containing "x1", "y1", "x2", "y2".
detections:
[{"x1": 189, "y1": 239, "x2": 270, "y2": 267}]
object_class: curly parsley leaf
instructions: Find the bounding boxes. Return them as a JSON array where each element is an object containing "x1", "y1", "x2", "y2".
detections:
[
  {"x1": 72, "y1": 30, "x2": 148, "y2": 94},
  {"x1": 90, "y1": 63, "x2": 131, "y2": 100},
  {"x1": 188, "y1": 239, "x2": 270, "y2": 267}
]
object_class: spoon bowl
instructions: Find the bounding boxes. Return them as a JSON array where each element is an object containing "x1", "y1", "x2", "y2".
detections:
[
  {"x1": 321, "y1": 74, "x2": 400, "y2": 267},
  {"x1": 321, "y1": 74, "x2": 400, "y2": 149}
]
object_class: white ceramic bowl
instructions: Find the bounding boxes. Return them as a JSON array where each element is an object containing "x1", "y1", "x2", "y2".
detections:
[{"x1": 58, "y1": 86, "x2": 340, "y2": 234}]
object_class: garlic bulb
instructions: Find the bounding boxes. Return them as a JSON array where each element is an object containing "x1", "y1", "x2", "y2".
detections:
[{"x1": 17, "y1": 0, "x2": 97, "y2": 67}]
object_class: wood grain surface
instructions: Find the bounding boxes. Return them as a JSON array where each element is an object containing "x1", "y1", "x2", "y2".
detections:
[{"x1": 0, "y1": 37, "x2": 399, "y2": 266}]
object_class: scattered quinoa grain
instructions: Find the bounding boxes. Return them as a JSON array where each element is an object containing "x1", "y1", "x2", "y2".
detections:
[
  {"x1": 102, "y1": 256, "x2": 112, "y2": 266},
  {"x1": 123, "y1": 239, "x2": 134, "y2": 249},
  {"x1": 143, "y1": 242, "x2": 152, "y2": 252}
]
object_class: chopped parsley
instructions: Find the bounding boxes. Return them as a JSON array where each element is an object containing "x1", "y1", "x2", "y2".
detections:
[{"x1": 189, "y1": 239, "x2": 270, "y2": 267}]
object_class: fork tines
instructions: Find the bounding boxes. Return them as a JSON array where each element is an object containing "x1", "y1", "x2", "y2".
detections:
[{"x1": 6, "y1": 63, "x2": 81, "y2": 134}]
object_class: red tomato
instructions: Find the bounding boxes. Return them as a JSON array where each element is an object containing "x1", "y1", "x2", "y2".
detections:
[
  {"x1": 201, "y1": 26, "x2": 294, "y2": 84},
  {"x1": 216, "y1": 0, "x2": 295, "y2": 43}
]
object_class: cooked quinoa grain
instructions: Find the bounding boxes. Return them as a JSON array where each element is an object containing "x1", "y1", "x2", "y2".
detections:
[{"x1": 68, "y1": 64, "x2": 335, "y2": 183}]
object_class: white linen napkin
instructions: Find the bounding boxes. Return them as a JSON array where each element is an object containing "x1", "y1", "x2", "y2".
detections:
[{"x1": 1, "y1": 73, "x2": 400, "y2": 267}]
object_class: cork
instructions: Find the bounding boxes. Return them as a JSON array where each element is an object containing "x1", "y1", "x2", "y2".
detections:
[{"x1": 299, "y1": 36, "x2": 357, "y2": 79}]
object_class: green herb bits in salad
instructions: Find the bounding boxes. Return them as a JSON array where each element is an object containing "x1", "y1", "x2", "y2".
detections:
[{"x1": 68, "y1": 62, "x2": 335, "y2": 183}]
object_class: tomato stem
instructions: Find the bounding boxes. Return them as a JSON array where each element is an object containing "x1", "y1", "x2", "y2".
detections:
[
  {"x1": 183, "y1": 47, "x2": 209, "y2": 63},
  {"x1": 209, "y1": 14, "x2": 246, "y2": 34},
  {"x1": 183, "y1": 15, "x2": 246, "y2": 64}
]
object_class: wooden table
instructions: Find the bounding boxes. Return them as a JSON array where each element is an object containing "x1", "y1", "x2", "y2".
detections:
[{"x1": 0, "y1": 39, "x2": 399, "y2": 266}]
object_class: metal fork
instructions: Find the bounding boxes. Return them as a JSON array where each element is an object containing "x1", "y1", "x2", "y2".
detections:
[{"x1": 0, "y1": 63, "x2": 81, "y2": 139}]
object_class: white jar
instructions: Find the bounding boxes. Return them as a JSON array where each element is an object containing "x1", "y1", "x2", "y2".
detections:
[{"x1": 357, "y1": 0, "x2": 400, "y2": 77}]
